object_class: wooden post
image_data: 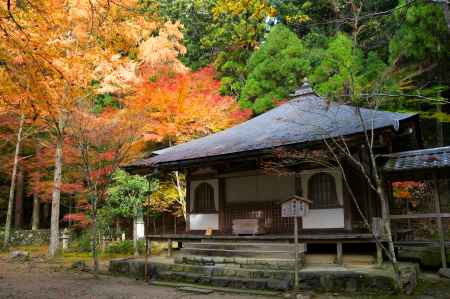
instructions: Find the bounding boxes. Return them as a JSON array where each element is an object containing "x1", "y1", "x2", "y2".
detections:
[
  {"x1": 336, "y1": 242, "x2": 343, "y2": 265},
  {"x1": 174, "y1": 215, "x2": 177, "y2": 234},
  {"x1": 144, "y1": 238, "x2": 148, "y2": 281},
  {"x1": 167, "y1": 238, "x2": 173, "y2": 257},
  {"x1": 433, "y1": 173, "x2": 447, "y2": 269},
  {"x1": 294, "y1": 216, "x2": 299, "y2": 290}
]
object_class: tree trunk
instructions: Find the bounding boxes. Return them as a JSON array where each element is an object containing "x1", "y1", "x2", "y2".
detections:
[
  {"x1": 31, "y1": 141, "x2": 41, "y2": 230},
  {"x1": 91, "y1": 195, "x2": 99, "y2": 272},
  {"x1": 43, "y1": 203, "x2": 50, "y2": 227},
  {"x1": 440, "y1": 1, "x2": 450, "y2": 33},
  {"x1": 174, "y1": 171, "x2": 187, "y2": 220},
  {"x1": 48, "y1": 134, "x2": 64, "y2": 257},
  {"x1": 133, "y1": 215, "x2": 138, "y2": 257},
  {"x1": 14, "y1": 165, "x2": 24, "y2": 229},
  {"x1": 31, "y1": 191, "x2": 40, "y2": 231},
  {"x1": 115, "y1": 220, "x2": 121, "y2": 240},
  {"x1": 378, "y1": 186, "x2": 400, "y2": 274},
  {"x1": 3, "y1": 113, "x2": 24, "y2": 247}
]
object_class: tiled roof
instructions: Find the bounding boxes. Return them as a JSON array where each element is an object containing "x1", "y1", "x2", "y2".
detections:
[
  {"x1": 129, "y1": 85, "x2": 416, "y2": 168},
  {"x1": 383, "y1": 146, "x2": 450, "y2": 172}
]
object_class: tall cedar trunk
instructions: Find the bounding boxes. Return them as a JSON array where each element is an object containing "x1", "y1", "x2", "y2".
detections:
[
  {"x1": 43, "y1": 203, "x2": 50, "y2": 227},
  {"x1": 3, "y1": 113, "x2": 24, "y2": 246},
  {"x1": 441, "y1": 1, "x2": 450, "y2": 33},
  {"x1": 14, "y1": 165, "x2": 24, "y2": 228},
  {"x1": 31, "y1": 192, "x2": 40, "y2": 230},
  {"x1": 31, "y1": 142, "x2": 41, "y2": 230},
  {"x1": 48, "y1": 134, "x2": 63, "y2": 257}
]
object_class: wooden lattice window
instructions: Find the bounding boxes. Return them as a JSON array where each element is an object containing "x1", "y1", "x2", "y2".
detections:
[
  {"x1": 194, "y1": 183, "x2": 216, "y2": 213},
  {"x1": 308, "y1": 172, "x2": 339, "y2": 209}
]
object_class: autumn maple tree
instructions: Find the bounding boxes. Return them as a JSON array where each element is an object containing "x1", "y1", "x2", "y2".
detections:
[
  {"x1": 0, "y1": 0, "x2": 188, "y2": 256},
  {"x1": 125, "y1": 65, "x2": 250, "y2": 219}
]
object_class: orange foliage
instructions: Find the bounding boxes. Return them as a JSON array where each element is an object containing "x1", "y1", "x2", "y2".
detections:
[
  {"x1": 392, "y1": 180, "x2": 425, "y2": 208},
  {"x1": 126, "y1": 65, "x2": 251, "y2": 149}
]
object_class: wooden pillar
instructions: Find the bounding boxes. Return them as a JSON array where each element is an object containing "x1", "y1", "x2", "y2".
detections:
[
  {"x1": 174, "y1": 214, "x2": 177, "y2": 234},
  {"x1": 219, "y1": 178, "x2": 225, "y2": 232},
  {"x1": 336, "y1": 242, "x2": 343, "y2": 265},
  {"x1": 185, "y1": 173, "x2": 191, "y2": 232},
  {"x1": 294, "y1": 216, "x2": 299, "y2": 290},
  {"x1": 144, "y1": 238, "x2": 149, "y2": 280},
  {"x1": 433, "y1": 173, "x2": 447, "y2": 269},
  {"x1": 167, "y1": 238, "x2": 173, "y2": 257}
]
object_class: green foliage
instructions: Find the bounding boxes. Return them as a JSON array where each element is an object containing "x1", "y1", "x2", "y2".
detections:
[
  {"x1": 213, "y1": 51, "x2": 250, "y2": 96},
  {"x1": 96, "y1": 207, "x2": 115, "y2": 236},
  {"x1": 105, "y1": 239, "x2": 145, "y2": 255},
  {"x1": 151, "y1": 0, "x2": 216, "y2": 70},
  {"x1": 239, "y1": 24, "x2": 310, "y2": 113},
  {"x1": 73, "y1": 232, "x2": 93, "y2": 253},
  {"x1": 202, "y1": 0, "x2": 275, "y2": 96},
  {"x1": 309, "y1": 33, "x2": 393, "y2": 104},
  {"x1": 93, "y1": 93, "x2": 121, "y2": 114},
  {"x1": 106, "y1": 169, "x2": 158, "y2": 219},
  {"x1": 389, "y1": 1, "x2": 449, "y2": 62}
]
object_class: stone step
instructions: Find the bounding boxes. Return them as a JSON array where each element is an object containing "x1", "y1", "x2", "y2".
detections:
[
  {"x1": 174, "y1": 254, "x2": 299, "y2": 270},
  {"x1": 109, "y1": 258, "x2": 410, "y2": 294},
  {"x1": 155, "y1": 271, "x2": 292, "y2": 291},
  {"x1": 200, "y1": 239, "x2": 290, "y2": 244},
  {"x1": 184, "y1": 242, "x2": 303, "y2": 252},
  {"x1": 150, "y1": 260, "x2": 295, "y2": 280},
  {"x1": 304, "y1": 254, "x2": 376, "y2": 266},
  {"x1": 180, "y1": 247, "x2": 295, "y2": 258}
]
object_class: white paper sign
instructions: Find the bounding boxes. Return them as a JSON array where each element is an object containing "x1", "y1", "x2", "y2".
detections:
[{"x1": 281, "y1": 199, "x2": 309, "y2": 217}]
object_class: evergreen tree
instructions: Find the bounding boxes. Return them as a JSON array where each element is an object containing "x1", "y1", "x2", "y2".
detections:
[
  {"x1": 310, "y1": 32, "x2": 391, "y2": 104},
  {"x1": 239, "y1": 24, "x2": 309, "y2": 114}
]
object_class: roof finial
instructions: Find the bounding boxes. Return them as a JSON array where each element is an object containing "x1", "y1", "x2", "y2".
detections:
[{"x1": 290, "y1": 77, "x2": 315, "y2": 97}]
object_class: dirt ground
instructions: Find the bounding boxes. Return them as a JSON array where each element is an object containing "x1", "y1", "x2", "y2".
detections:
[
  {"x1": 0, "y1": 255, "x2": 273, "y2": 299},
  {"x1": 1, "y1": 246, "x2": 450, "y2": 299}
]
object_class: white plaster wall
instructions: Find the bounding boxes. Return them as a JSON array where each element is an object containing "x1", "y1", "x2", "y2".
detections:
[
  {"x1": 190, "y1": 214, "x2": 219, "y2": 230},
  {"x1": 302, "y1": 208, "x2": 345, "y2": 229}
]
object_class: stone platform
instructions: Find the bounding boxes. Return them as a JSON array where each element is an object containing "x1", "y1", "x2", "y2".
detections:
[{"x1": 109, "y1": 256, "x2": 418, "y2": 294}]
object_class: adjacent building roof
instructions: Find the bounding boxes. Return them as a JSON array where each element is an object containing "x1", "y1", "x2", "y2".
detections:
[
  {"x1": 383, "y1": 146, "x2": 450, "y2": 173},
  {"x1": 130, "y1": 85, "x2": 416, "y2": 169}
]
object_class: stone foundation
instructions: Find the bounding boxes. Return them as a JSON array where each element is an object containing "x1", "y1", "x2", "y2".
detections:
[
  {"x1": 398, "y1": 245, "x2": 450, "y2": 268},
  {"x1": 109, "y1": 258, "x2": 418, "y2": 294}
]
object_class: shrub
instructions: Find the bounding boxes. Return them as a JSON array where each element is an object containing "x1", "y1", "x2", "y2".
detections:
[
  {"x1": 105, "y1": 240, "x2": 145, "y2": 255},
  {"x1": 73, "y1": 233, "x2": 93, "y2": 252}
]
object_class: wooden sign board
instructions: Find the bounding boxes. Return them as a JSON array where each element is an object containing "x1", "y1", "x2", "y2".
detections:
[{"x1": 281, "y1": 196, "x2": 311, "y2": 218}]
